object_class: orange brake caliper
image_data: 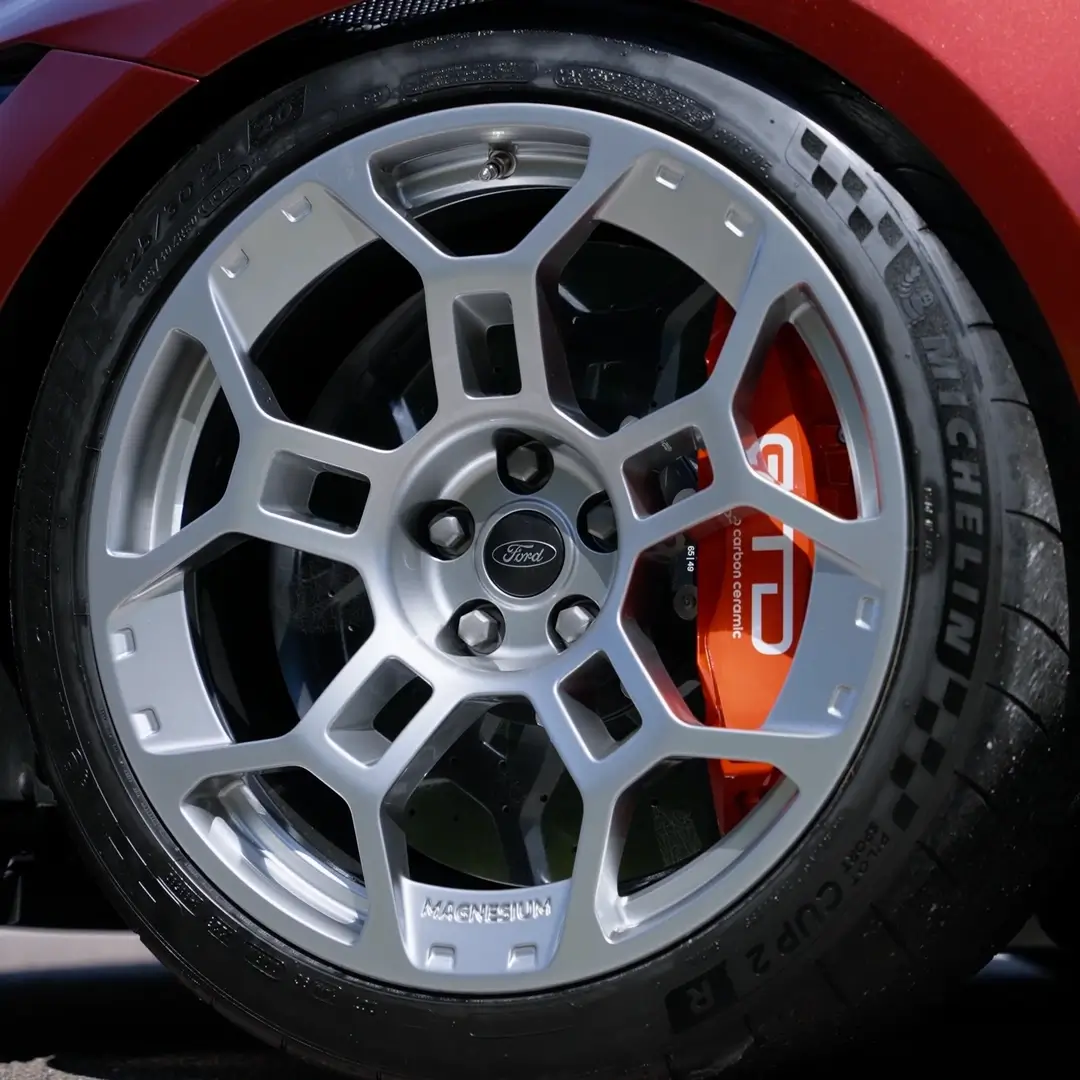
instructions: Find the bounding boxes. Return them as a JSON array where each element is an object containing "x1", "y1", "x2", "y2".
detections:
[{"x1": 695, "y1": 301, "x2": 857, "y2": 833}]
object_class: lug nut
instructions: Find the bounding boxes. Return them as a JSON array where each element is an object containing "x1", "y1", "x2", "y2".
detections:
[
  {"x1": 457, "y1": 606, "x2": 504, "y2": 655},
  {"x1": 553, "y1": 602, "x2": 596, "y2": 649},
  {"x1": 505, "y1": 440, "x2": 549, "y2": 490},
  {"x1": 583, "y1": 499, "x2": 617, "y2": 551},
  {"x1": 427, "y1": 507, "x2": 472, "y2": 558}
]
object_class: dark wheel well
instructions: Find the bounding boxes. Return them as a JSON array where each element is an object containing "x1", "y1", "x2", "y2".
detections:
[{"x1": 1, "y1": 0, "x2": 1075, "y2": 788}]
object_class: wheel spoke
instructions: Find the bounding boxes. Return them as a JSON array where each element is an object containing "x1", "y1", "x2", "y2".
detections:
[
  {"x1": 517, "y1": 742, "x2": 567, "y2": 885},
  {"x1": 196, "y1": 281, "x2": 276, "y2": 423},
  {"x1": 513, "y1": 123, "x2": 656, "y2": 272},
  {"x1": 310, "y1": 149, "x2": 484, "y2": 412},
  {"x1": 94, "y1": 503, "x2": 237, "y2": 615},
  {"x1": 504, "y1": 129, "x2": 661, "y2": 409},
  {"x1": 315, "y1": 150, "x2": 452, "y2": 278},
  {"x1": 596, "y1": 146, "x2": 765, "y2": 311},
  {"x1": 703, "y1": 227, "x2": 808, "y2": 409},
  {"x1": 424, "y1": 253, "x2": 578, "y2": 415},
  {"x1": 256, "y1": 416, "x2": 399, "y2": 488},
  {"x1": 96, "y1": 425, "x2": 389, "y2": 618},
  {"x1": 601, "y1": 389, "x2": 709, "y2": 472},
  {"x1": 132, "y1": 272, "x2": 278, "y2": 431},
  {"x1": 507, "y1": 268, "x2": 576, "y2": 408},
  {"x1": 603, "y1": 597, "x2": 849, "y2": 798},
  {"x1": 413, "y1": 252, "x2": 576, "y2": 417},
  {"x1": 662, "y1": 720, "x2": 843, "y2": 802},
  {"x1": 526, "y1": 681, "x2": 617, "y2": 786},
  {"x1": 556, "y1": 787, "x2": 627, "y2": 959},
  {"x1": 208, "y1": 180, "x2": 381, "y2": 349},
  {"x1": 603, "y1": 617, "x2": 694, "y2": 724},
  {"x1": 239, "y1": 413, "x2": 400, "y2": 559},
  {"x1": 736, "y1": 467, "x2": 892, "y2": 585},
  {"x1": 422, "y1": 274, "x2": 487, "y2": 413},
  {"x1": 596, "y1": 219, "x2": 851, "y2": 553},
  {"x1": 316, "y1": 146, "x2": 487, "y2": 414},
  {"x1": 296, "y1": 638, "x2": 391, "y2": 741},
  {"x1": 629, "y1": 477, "x2": 737, "y2": 555},
  {"x1": 229, "y1": 504, "x2": 359, "y2": 567},
  {"x1": 350, "y1": 804, "x2": 414, "y2": 981},
  {"x1": 363, "y1": 691, "x2": 483, "y2": 806},
  {"x1": 136, "y1": 733, "x2": 298, "y2": 810}
]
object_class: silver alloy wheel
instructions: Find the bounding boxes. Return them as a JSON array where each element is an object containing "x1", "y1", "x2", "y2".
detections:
[{"x1": 87, "y1": 103, "x2": 909, "y2": 993}]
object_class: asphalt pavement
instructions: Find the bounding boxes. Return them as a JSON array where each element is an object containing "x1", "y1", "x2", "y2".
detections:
[{"x1": 0, "y1": 925, "x2": 1074, "y2": 1079}]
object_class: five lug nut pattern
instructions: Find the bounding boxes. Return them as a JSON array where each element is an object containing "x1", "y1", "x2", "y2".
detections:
[{"x1": 429, "y1": 433, "x2": 615, "y2": 655}]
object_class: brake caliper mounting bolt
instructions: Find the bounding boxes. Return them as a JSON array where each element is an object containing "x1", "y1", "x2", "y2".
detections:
[
  {"x1": 673, "y1": 584, "x2": 698, "y2": 621},
  {"x1": 478, "y1": 147, "x2": 517, "y2": 183}
]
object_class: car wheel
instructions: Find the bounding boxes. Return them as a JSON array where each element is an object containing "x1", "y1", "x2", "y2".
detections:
[{"x1": 13, "y1": 25, "x2": 1073, "y2": 1079}]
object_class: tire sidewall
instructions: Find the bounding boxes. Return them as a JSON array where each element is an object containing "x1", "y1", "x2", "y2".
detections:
[{"x1": 13, "y1": 29, "x2": 1000, "y2": 1077}]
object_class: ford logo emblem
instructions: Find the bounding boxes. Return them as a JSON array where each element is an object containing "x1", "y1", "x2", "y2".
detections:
[{"x1": 491, "y1": 540, "x2": 559, "y2": 568}]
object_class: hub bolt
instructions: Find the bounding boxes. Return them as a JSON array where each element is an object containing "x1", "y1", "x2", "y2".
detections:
[
  {"x1": 673, "y1": 584, "x2": 698, "y2": 621},
  {"x1": 427, "y1": 506, "x2": 473, "y2": 558},
  {"x1": 505, "y1": 440, "x2": 551, "y2": 491},
  {"x1": 553, "y1": 602, "x2": 596, "y2": 649},
  {"x1": 583, "y1": 498, "x2": 617, "y2": 551},
  {"x1": 457, "y1": 606, "x2": 504, "y2": 655}
]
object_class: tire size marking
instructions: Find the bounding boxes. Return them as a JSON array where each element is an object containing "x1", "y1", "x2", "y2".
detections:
[
  {"x1": 249, "y1": 87, "x2": 306, "y2": 149},
  {"x1": 840, "y1": 821, "x2": 891, "y2": 888}
]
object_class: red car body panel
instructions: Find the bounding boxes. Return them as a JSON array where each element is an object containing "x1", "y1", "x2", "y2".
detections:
[
  {"x1": 0, "y1": 50, "x2": 193, "y2": 309},
  {"x1": 0, "y1": 0, "x2": 1078, "y2": 394}
]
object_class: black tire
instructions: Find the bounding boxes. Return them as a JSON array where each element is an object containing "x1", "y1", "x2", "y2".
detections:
[
  {"x1": 1037, "y1": 853, "x2": 1080, "y2": 951},
  {"x1": 12, "y1": 24, "x2": 1075, "y2": 1079}
]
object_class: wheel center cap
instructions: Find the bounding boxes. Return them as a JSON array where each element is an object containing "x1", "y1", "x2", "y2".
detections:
[{"x1": 483, "y1": 510, "x2": 565, "y2": 598}]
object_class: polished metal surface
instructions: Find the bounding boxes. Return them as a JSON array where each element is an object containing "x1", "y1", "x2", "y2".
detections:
[{"x1": 87, "y1": 104, "x2": 909, "y2": 992}]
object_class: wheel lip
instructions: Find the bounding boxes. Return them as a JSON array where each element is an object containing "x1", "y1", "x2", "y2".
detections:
[{"x1": 84, "y1": 101, "x2": 910, "y2": 994}]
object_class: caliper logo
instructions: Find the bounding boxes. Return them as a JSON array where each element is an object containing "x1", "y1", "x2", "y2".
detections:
[{"x1": 750, "y1": 433, "x2": 796, "y2": 656}]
